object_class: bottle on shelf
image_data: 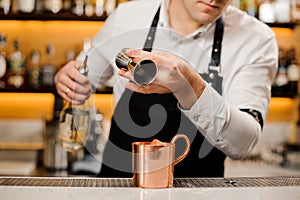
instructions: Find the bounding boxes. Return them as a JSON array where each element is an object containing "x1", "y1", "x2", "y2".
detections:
[
  {"x1": 65, "y1": 48, "x2": 75, "y2": 64},
  {"x1": 231, "y1": 0, "x2": 257, "y2": 17},
  {"x1": 258, "y1": 0, "x2": 276, "y2": 23},
  {"x1": 273, "y1": 0, "x2": 291, "y2": 23},
  {"x1": 0, "y1": 33, "x2": 7, "y2": 89},
  {"x1": 85, "y1": 0, "x2": 95, "y2": 17},
  {"x1": 40, "y1": 43, "x2": 57, "y2": 88},
  {"x1": 44, "y1": 0, "x2": 63, "y2": 14},
  {"x1": 25, "y1": 50, "x2": 41, "y2": 89},
  {"x1": 34, "y1": 0, "x2": 44, "y2": 13},
  {"x1": 0, "y1": 0, "x2": 11, "y2": 15},
  {"x1": 95, "y1": 0, "x2": 104, "y2": 17},
  {"x1": 287, "y1": 48, "x2": 299, "y2": 95},
  {"x1": 239, "y1": 0, "x2": 248, "y2": 12},
  {"x1": 83, "y1": 37, "x2": 92, "y2": 53},
  {"x1": 62, "y1": 0, "x2": 73, "y2": 13},
  {"x1": 273, "y1": 48, "x2": 289, "y2": 95},
  {"x1": 105, "y1": 0, "x2": 116, "y2": 16},
  {"x1": 16, "y1": 0, "x2": 36, "y2": 14},
  {"x1": 291, "y1": 0, "x2": 300, "y2": 22},
  {"x1": 246, "y1": 0, "x2": 258, "y2": 17},
  {"x1": 6, "y1": 39, "x2": 26, "y2": 89},
  {"x1": 72, "y1": 0, "x2": 84, "y2": 16},
  {"x1": 58, "y1": 55, "x2": 92, "y2": 152},
  {"x1": 59, "y1": 48, "x2": 75, "y2": 73}
]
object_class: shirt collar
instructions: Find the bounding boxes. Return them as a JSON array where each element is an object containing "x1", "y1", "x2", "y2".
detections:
[{"x1": 159, "y1": 0, "x2": 217, "y2": 39}]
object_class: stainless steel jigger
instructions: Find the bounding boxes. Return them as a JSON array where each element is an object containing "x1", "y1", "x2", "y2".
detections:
[{"x1": 115, "y1": 48, "x2": 158, "y2": 86}]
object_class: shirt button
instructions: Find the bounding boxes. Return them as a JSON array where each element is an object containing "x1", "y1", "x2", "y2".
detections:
[
  {"x1": 194, "y1": 115, "x2": 200, "y2": 121},
  {"x1": 216, "y1": 137, "x2": 222, "y2": 143}
]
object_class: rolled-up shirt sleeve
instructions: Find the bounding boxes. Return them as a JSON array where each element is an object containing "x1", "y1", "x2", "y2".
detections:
[{"x1": 180, "y1": 84, "x2": 261, "y2": 160}]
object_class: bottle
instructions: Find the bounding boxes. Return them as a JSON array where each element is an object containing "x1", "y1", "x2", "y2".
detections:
[
  {"x1": 59, "y1": 56, "x2": 91, "y2": 152},
  {"x1": 291, "y1": 0, "x2": 300, "y2": 22},
  {"x1": 17, "y1": 0, "x2": 36, "y2": 14},
  {"x1": 72, "y1": 0, "x2": 84, "y2": 16},
  {"x1": 0, "y1": 33, "x2": 7, "y2": 89},
  {"x1": 239, "y1": 0, "x2": 248, "y2": 12},
  {"x1": 274, "y1": 48, "x2": 289, "y2": 95},
  {"x1": 65, "y1": 48, "x2": 75, "y2": 63},
  {"x1": 85, "y1": 0, "x2": 94, "y2": 17},
  {"x1": 95, "y1": 0, "x2": 104, "y2": 17},
  {"x1": 7, "y1": 39, "x2": 26, "y2": 89},
  {"x1": 62, "y1": 0, "x2": 72, "y2": 12},
  {"x1": 259, "y1": 0, "x2": 276, "y2": 23},
  {"x1": 0, "y1": 0, "x2": 11, "y2": 14},
  {"x1": 25, "y1": 50, "x2": 41, "y2": 89},
  {"x1": 44, "y1": 0, "x2": 63, "y2": 14},
  {"x1": 105, "y1": 0, "x2": 116, "y2": 16},
  {"x1": 247, "y1": 0, "x2": 257, "y2": 17},
  {"x1": 34, "y1": 0, "x2": 44, "y2": 13},
  {"x1": 287, "y1": 48, "x2": 299, "y2": 95},
  {"x1": 273, "y1": 0, "x2": 291, "y2": 23},
  {"x1": 40, "y1": 43, "x2": 57, "y2": 88}
]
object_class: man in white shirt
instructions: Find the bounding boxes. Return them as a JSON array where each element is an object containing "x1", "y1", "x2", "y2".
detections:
[{"x1": 55, "y1": 0, "x2": 278, "y2": 177}]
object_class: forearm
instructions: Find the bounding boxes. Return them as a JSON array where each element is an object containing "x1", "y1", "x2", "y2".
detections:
[{"x1": 173, "y1": 73, "x2": 206, "y2": 110}]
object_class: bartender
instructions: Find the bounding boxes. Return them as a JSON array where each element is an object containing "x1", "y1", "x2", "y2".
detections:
[{"x1": 55, "y1": 0, "x2": 278, "y2": 177}]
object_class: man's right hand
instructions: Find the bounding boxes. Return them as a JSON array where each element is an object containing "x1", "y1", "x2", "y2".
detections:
[{"x1": 55, "y1": 60, "x2": 92, "y2": 105}]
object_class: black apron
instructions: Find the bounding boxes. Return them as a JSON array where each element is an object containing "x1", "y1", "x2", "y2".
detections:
[{"x1": 98, "y1": 7, "x2": 226, "y2": 178}]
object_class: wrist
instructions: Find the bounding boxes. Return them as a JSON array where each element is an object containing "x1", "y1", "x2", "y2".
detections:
[{"x1": 173, "y1": 74, "x2": 206, "y2": 109}]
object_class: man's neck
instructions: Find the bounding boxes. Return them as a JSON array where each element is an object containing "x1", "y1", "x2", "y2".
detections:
[{"x1": 168, "y1": 0, "x2": 202, "y2": 35}]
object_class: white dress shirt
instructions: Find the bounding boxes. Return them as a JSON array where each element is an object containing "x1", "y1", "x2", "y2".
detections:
[{"x1": 78, "y1": 0, "x2": 278, "y2": 160}]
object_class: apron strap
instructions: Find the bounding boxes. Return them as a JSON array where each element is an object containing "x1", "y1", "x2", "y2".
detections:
[
  {"x1": 209, "y1": 17, "x2": 224, "y2": 68},
  {"x1": 143, "y1": 6, "x2": 161, "y2": 52}
]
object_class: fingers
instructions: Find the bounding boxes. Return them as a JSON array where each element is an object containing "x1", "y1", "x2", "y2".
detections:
[
  {"x1": 125, "y1": 81, "x2": 171, "y2": 94},
  {"x1": 118, "y1": 68, "x2": 134, "y2": 82},
  {"x1": 56, "y1": 81, "x2": 90, "y2": 104},
  {"x1": 126, "y1": 48, "x2": 157, "y2": 64},
  {"x1": 62, "y1": 61, "x2": 89, "y2": 84},
  {"x1": 55, "y1": 61, "x2": 92, "y2": 104}
]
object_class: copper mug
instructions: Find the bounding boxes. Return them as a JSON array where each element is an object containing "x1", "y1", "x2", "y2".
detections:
[{"x1": 132, "y1": 134, "x2": 190, "y2": 188}]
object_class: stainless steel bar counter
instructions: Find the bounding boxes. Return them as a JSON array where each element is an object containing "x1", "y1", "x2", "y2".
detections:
[{"x1": 1, "y1": 176, "x2": 300, "y2": 200}]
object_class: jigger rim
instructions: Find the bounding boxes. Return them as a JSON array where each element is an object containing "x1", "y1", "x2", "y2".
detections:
[{"x1": 132, "y1": 59, "x2": 158, "y2": 86}]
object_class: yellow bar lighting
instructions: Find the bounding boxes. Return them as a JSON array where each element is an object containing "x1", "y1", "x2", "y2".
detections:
[
  {"x1": 0, "y1": 20, "x2": 103, "y2": 68},
  {"x1": 266, "y1": 97, "x2": 298, "y2": 122},
  {"x1": 93, "y1": 94, "x2": 115, "y2": 120},
  {"x1": 0, "y1": 93, "x2": 55, "y2": 122}
]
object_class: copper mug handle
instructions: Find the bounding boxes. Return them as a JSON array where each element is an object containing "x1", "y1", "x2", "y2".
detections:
[{"x1": 171, "y1": 134, "x2": 190, "y2": 166}]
